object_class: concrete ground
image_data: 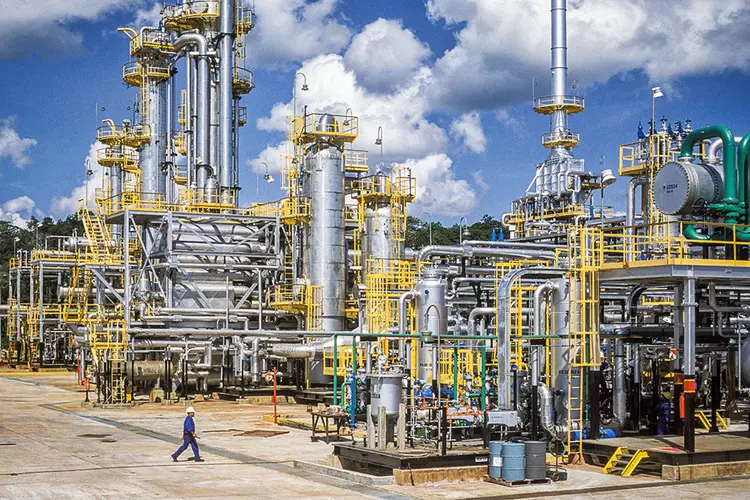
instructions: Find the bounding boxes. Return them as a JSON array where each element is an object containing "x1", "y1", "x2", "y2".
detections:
[{"x1": 2, "y1": 370, "x2": 750, "y2": 500}]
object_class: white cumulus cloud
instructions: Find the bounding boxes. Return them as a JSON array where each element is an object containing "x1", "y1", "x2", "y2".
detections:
[
  {"x1": 344, "y1": 18, "x2": 431, "y2": 93},
  {"x1": 0, "y1": 116, "x2": 37, "y2": 168},
  {"x1": 426, "y1": 0, "x2": 750, "y2": 109},
  {"x1": 50, "y1": 142, "x2": 105, "y2": 218},
  {"x1": 251, "y1": 52, "x2": 479, "y2": 216},
  {"x1": 0, "y1": 0, "x2": 158, "y2": 59},
  {"x1": 0, "y1": 195, "x2": 37, "y2": 228},
  {"x1": 450, "y1": 112, "x2": 486, "y2": 154},
  {"x1": 405, "y1": 154, "x2": 478, "y2": 217},
  {"x1": 133, "y1": 2, "x2": 163, "y2": 27},
  {"x1": 256, "y1": 53, "x2": 447, "y2": 161},
  {"x1": 251, "y1": 0, "x2": 351, "y2": 68}
]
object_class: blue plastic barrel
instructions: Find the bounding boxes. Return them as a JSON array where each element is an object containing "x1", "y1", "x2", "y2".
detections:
[
  {"x1": 501, "y1": 442, "x2": 526, "y2": 481},
  {"x1": 488, "y1": 441, "x2": 504, "y2": 478}
]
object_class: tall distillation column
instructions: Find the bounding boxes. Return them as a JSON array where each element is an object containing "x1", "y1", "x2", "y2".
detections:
[{"x1": 302, "y1": 116, "x2": 348, "y2": 333}]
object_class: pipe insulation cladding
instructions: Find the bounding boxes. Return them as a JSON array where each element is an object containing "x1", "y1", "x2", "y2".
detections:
[{"x1": 653, "y1": 161, "x2": 724, "y2": 215}]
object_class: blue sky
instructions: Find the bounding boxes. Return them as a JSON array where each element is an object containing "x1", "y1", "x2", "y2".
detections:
[{"x1": 1, "y1": 0, "x2": 750, "y2": 225}]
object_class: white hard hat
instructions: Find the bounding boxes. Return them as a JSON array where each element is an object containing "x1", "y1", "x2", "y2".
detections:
[{"x1": 186, "y1": 406, "x2": 195, "y2": 414}]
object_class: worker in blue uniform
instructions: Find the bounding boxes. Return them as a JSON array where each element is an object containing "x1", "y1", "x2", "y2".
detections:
[
  {"x1": 656, "y1": 392, "x2": 671, "y2": 436},
  {"x1": 171, "y1": 406, "x2": 203, "y2": 462}
]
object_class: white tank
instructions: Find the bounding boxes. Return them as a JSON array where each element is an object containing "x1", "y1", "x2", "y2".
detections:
[
  {"x1": 415, "y1": 268, "x2": 447, "y2": 381},
  {"x1": 368, "y1": 372, "x2": 404, "y2": 417}
]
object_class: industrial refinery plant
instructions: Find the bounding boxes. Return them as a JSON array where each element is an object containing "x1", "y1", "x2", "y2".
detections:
[{"x1": 4, "y1": 0, "x2": 750, "y2": 494}]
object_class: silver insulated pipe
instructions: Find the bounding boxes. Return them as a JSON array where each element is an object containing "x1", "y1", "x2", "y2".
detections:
[
  {"x1": 551, "y1": 0, "x2": 568, "y2": 100},
  {"x1": 550, "y1": 0, "x2": 568, "y2": 137},
  {"x1": 219, "y1": 0, "x2": 235, "y2": 202},
  {"x1": 173, "y1": 33, "x2": 209, "y2": 191}
]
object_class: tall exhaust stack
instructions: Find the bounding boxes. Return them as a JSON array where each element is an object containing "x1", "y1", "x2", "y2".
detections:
[
  {"x1": 531, "y1": 0, "x2": 585, "y2": 198},
  {"x1": 550, "y1": 0, "x2": 569, "y2": 140}
]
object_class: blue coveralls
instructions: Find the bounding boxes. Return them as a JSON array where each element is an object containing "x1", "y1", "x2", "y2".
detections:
[
  {"x1": 656, "y1": 401, "x2": 671, "y2": 436},
  {"x1": 172, "y1": 415, "x2": 200, "y2": 460}
]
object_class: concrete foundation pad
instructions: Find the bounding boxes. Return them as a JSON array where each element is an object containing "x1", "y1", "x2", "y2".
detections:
[
  {"x1": 294, "y1": 460, "x2": 395, "y2": 486},
  {"x1": 662, "y1": 459, "x2": 750, "y2": 481},
  {"x1": 392, "y1": 466, "x2": 487, "y2": 486}
]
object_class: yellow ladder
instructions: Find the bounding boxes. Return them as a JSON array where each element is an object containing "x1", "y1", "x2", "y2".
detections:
[{"x1": 567, "y1": 227, "x2": 603, "y2": 458}]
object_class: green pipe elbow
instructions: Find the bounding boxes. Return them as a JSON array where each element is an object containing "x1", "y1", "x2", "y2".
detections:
[
  {"x1": 684, "y1": 224, "x2": 711, "y2": 241},
  {"x1": 739, "y1": 134, "x2": 750, "y2": 224},
  {"x1": 682, "y1": 126, "x2": 737, "y2": 203}
]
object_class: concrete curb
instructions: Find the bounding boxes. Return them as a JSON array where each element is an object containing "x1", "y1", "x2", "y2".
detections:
[{"x1": 294, "y1": 460, "x2": 395, "y2": 486}]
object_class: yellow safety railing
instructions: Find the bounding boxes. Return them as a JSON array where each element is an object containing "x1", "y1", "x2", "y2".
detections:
[
  {"x1": 567, "y1": 226, "x2": 603, "y2": 459},
  {"x1": 438, "y1": 348, "x2": 483, "y2": 388},
  {"x1": 174, "y1": 131, "x2": 186, "y2": 155},
  {"x1": 30, "y1": 248, "x2": 77, "y2": 263},
  {"x1": 163, "y1": 1, "x2": 220, "y2": 29},
  {"x1": 235, "y1": 0, "x2": 254, "y2": 35},
  {"x1": 365, "y1": 259, "x2": 417, "y2": 360},
  {"x1": 122, "y1": 61, "x2": 171, "y2": 86},
  {"x1": 177, "y1": 89, "x2": 187, "y2": 127},
  {"x1": 541, "y1": 131, "x2": 580, "y2": 148},
  {"x1": 232, "y1": 67, "x2": 254, "y2": 94},
  {"x1": 323, "y1": 346, "x2": 367, "y2": 376},
  {"x1": 129, "y1": 29, "x2": 173, "y2": 56},
  {"x1": 533, "y1": 95, "x2": 584, "y2": 115},
  {"x1": 288, "y1": 113, "x2": 358, "y2": 144},
  {"x1": 269, "y1": 283, "x2": 322, "y2": 330},
  {"x1": 343, "y1": 149, "x2": 368, "y2": 173},
  {"x1": 599, "y1": 221, "x2": 750, "y2": 269},
  {"x1": 97, "y1": 146, "x2": 139, "y2": 172}
]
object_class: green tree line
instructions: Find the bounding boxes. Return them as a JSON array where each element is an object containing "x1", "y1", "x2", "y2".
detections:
[
  {"x1": 0, "y1": 216, "x2": 83, "y2": 299},
  {"x1": 405, "y1": 214, "x2": 504, "y2": 249}
]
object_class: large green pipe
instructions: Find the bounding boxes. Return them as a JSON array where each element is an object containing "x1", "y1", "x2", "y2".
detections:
[
  {"x1": 681, "y1": 126, "x2": 750, "y2": 241},
  {"x1": 739, "y1": 134, "x2": 750, "y2": 223},
  {"x1": 681, "y1": 125, "x2": 737, "y2": 203}
]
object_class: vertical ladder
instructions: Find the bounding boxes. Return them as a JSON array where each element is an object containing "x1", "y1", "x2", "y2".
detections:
[{"x1": 567, "y1": 227, "x2": 603, "y2": 459}]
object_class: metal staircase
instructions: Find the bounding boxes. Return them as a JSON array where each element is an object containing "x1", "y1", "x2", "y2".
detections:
[
  {"x1": 696, "y1": 410, "x2": 728, "y2": 430},
  {"x1": 603, "y1": 447, "x2": 651, "y2": 477},
  {"x1": 80, "y1": 205, "x2": 117, "y2": 264}
]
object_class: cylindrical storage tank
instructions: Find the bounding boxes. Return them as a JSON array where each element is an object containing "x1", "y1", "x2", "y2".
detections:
[
  {"x1": 524, "y1": 441, "x2": 546, "y2": 480},
  {"x1": 303, "y1": 141, "x2": 346, "y2": 332},
  {"x1": 415, "y1": 268, "x2": 448, "y2": 381},
  {"x1": 741, "y1": 336, "x2": 750, "y2": 386},
  {"x1": 550, "y1": 277, "x2": 576, "y2": 426},
  {"x1": 368, "y1": 372, "x2": 404, "y2": 418},
  {"x1": 140, "y1": 78, "x2": 168, "y2": 201},
  {"x1": 361, "y1": 175, "x2": 393, "y2": 285},
  {"x1": 501, "y1": 442, "x2": 526, "y2": 482},
  {"x1": 653, "y1": 161, "x2": 723, "y2": 215},
  {"x1": 488, "y1": 441, "x2": 504, "y2": 479}
]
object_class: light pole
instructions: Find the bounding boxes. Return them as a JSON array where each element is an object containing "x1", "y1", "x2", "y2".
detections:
[
  {"x1": 263, "y1": 164, "x2": 275, "y2": 202},
  {"x1": 531, "y1": 76, "x2": 540, "y2": 103},
  {"x1": 13, "y1": 237, "x2": 20, "y2": 255},
  {"x1": 293, "y1": 72, "x2": 309, "y2": 122},
  {"x1": 375, "y1": 126, "x2": 383, "y2": 163},
  {"x1": 420, "y1": 212, "x2": 432, "y2": 246},
  {"x1": 95, "y1": 100, "x2": 105, "y2": 129},
  {"x1": 459, "y1": 216, "x2": 468, "y2": 245},
  {"x1": 84, "y1": 158, "x2": 93, "y2": 209},
  {"x1": 256, "y1": 162, "x2": 267, "y2": 202},
  {"x1": 651, "y1": 86, "x2": 663, "y2": 136}
]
